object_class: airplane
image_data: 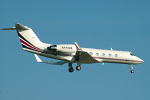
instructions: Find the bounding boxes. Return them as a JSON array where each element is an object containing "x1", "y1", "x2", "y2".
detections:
[{"x1": 2, "y1": 24, "x2": 144, "y2": 73}]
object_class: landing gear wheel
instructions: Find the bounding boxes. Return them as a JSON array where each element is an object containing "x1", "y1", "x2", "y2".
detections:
[
  {"x1": 68, "y1": 67, "x2": 74, "y2": 72},
  {"x1": 76, "y1": 66, "x2": 81, "y2": 71},
  {"x1": 131, "y1": 70, "x2": 134, "y2": 73}
]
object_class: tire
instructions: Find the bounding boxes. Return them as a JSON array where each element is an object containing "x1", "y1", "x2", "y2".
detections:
[
  {"x1": 76, "y1": 66, "x2": 81, "y2": 71},
  {"x1": 69, "y1": 67, "x2": 74, "y2": 72}
]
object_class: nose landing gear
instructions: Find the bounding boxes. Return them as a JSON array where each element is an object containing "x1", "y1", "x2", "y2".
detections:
[
  {"x1": 131, "y1": 70, "x2": 134, "y2": 73},
  {"x1": 129, "y1": 65, "x2": 134, "y2": 73}
]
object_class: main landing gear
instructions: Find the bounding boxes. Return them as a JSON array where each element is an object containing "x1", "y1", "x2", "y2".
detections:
[
  {"x1": 68, "y1": 63, "x2": 81, "y2": 73},
  {"x1": 68, "y1": 67, "x2": 74, "y2": 72},
  {"x1": 129, "y1": 65, "x2": 134, "y2": 73},
  {"x1": 76, "y1": 66, "x2": 81, "y2": 71}
]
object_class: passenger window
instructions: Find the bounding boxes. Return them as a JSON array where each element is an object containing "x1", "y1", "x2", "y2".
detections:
[
  {"x1": 102, "y1": 53, "x2": 105, "y2": 56},
  {"x1": 108, "y1": 54, "x2": 112, "y2": 56},
  {"x1": 96, "y1": 53, "x2": 99, "y2": 56},
  {"x1": 115, "y1": 54, "x2": 118, "y2": 57}
]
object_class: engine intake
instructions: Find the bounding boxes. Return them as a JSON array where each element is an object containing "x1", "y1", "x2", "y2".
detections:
[{"x1": 47, "y1": 45, "x2": 57, "y2": 52}]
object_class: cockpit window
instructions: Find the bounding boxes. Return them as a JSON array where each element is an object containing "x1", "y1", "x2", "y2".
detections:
[{"x1": 130, "y1": 53, "x2": 135, "y2": 56}]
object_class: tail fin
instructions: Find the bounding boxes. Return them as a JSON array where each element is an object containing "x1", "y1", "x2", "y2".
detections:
[
  {"x1": 16, "y1": 24, "x2": 43, "y2": 48},
  {"x1": 2, "y1": 24, "x2": 44, "y2": 52}
]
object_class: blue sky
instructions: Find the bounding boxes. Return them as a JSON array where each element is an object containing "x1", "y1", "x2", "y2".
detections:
[{"x1": 0, "y1": 0, "x2": 150, "y2": 100}]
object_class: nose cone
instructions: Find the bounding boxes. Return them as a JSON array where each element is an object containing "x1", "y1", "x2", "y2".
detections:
[
  {"x1": 140, "y1": 59, "x2": 144, "y2": 63},
  {"x1": 138, "y1": 58, "x2": 144, "y2": 64},
  {"x1": 131, "y1": 56, "x2": 144, "y2": 64}
]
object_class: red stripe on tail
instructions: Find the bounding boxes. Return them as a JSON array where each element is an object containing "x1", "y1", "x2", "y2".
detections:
[{"x1": 20, "y1": 38, "x2": 43, "y2": 52}]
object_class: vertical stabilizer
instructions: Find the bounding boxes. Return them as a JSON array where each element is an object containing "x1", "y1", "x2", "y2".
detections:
[
  {"x1": 2, "y1": 24, "x2": 51, "y2": 53},
  {"x1": 16, "y1": 24, "x2": 43, "y2": 49}
]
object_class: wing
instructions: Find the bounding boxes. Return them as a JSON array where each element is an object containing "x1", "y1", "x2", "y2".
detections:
[
  {"x1": 34, "y1": 54, "x2": 66, "y2": 65},
  {"x1": 72, "y1": 42, "x2": 99, "y2": 63},
  {"x1": 75, "y1": 51, "x2": 99, "y2": 63}
]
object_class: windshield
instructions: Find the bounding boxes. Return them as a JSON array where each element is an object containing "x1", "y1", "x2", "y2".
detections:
[{"x1": 130, "y1": 53, "x2": 135, "y2": 56}]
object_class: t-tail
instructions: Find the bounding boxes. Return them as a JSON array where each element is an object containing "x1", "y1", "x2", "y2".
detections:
[{"x1": 2, "y1": 24, "x2": 50, "y2": 54}]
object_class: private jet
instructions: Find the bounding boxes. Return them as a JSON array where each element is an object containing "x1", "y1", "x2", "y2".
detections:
[{"x1": 2, "y1": 24, "x2": 144, "y2": 73}]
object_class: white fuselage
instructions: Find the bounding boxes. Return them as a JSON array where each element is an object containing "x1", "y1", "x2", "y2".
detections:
[{"x1": 23, "y1": 44, "x2": 144, "y2": 65}]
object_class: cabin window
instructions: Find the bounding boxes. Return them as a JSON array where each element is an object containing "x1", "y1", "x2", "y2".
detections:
[
  {"x1": 108, "y1": 54, "x2": 112, "y2": 56},
  {"x1": 102, "y1": 53, "x2": 105, "y2": 56},
  {"x1": 115, "y1": 54, "x2": 118, "y2": 57},
  {"x1": 89, "y1": 52, "x2": 93, "y2": 55},
  {"x1": 96, "y1": 53, "x2": 99, "y2": 56}
]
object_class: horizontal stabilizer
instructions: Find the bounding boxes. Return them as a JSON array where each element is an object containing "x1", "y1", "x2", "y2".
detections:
[
  {"x1": 1, "y1": 27, "x2": 16, "y2": 30},
  {"x1": 1, "y1": 24, "x2": 29, "y2": 30},
  {"x1": 34, "y1": 54, "x2": 42, "y2": 62},
  {"x1": 15, "y1": 24, "x2": 29, "y2": 30},
  {"x1": 34, "y1": 54, "x2": 66, "y2": 65}
]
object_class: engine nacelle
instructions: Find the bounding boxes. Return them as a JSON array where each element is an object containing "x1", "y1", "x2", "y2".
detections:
[
  {"x1": 47, "y1": 44, "x2": 76, "y2": 53},
  {"x1": 47, "y1": 45, "x2": 57, "y2": 52}
]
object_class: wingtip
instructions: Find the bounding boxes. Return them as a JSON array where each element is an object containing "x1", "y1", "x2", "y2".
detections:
[{"x1": 74, "y1": 41, "x2": 82, "y2": 51}]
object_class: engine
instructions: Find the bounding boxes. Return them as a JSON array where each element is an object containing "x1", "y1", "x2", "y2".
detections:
[
  {"x1": 47, "y1": 44, "x2": 76, "y2": 53},
  {"x1": 47, "y1": 45, "x2": 57, "y2": 52}
]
